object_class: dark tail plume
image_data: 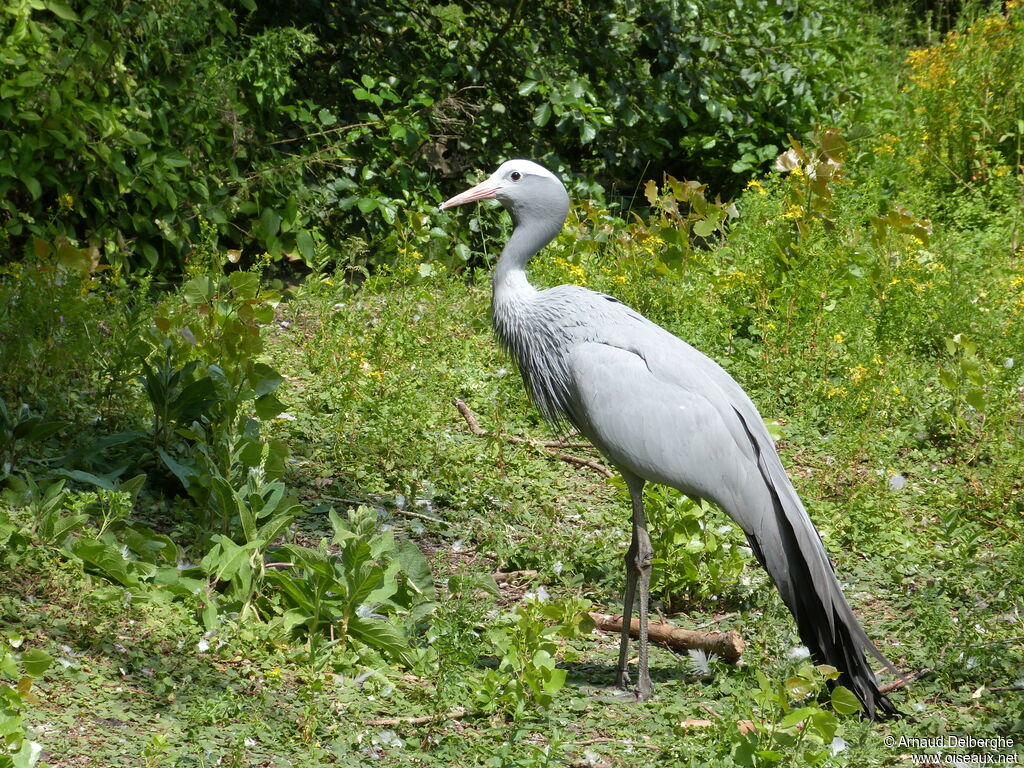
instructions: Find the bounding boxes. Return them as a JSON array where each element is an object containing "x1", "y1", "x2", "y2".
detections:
[{"x1": 737, "y1": 412, "x2": 900, "y2": 720}]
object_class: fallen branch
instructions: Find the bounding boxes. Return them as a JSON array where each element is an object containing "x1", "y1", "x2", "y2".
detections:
[
  {"x1": 879, "y1": 667, "x2": 931, "y2": 694},
  {"x1": 589, "y1": 612, "x2": 745, "y2": 664},
  {"x1": 453, "y1": 398, "x2": 614, "y2": 478},
  {"x1": 364, "y1": 707, "x2": 468, "y2": 727}
]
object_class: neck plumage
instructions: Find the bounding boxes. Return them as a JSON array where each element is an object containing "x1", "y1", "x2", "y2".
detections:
[{"x1": 491, "y1": 207, "x2": 574, "y2": 426}]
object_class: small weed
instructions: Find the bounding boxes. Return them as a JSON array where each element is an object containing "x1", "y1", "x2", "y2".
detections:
[
  {"x1": 478, "y1": 595, "x2": 594, "y2": 718},
  {"x1": 730, "y1": 664, "x2": 861, "y2": 767}
]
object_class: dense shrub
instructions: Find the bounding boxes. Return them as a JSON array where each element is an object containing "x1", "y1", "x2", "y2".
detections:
[
  {"x1": 2, "y1": 0, "x2": 898, "y2": 276},
  {"x1": 0, "y1": 0, "x2": 332, "y2": 272}
]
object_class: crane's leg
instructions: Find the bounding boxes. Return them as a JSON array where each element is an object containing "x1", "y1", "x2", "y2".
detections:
[
  {"x1": 614, "y1": 525, "x2": 639, "y2": 689},
  {"x1": 615, "y1": 477, "x2": 654, "y2": 700}
]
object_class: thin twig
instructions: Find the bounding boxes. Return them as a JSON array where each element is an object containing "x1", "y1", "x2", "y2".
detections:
[
  {"x1": 493, "y1": 569, "x2": 539, "y2": 583},
  {"x1": 691, "y1": 611, "x2": 740, "y2": 629},
  {"x1": 452, "y1": 398, "x2": 614, "y2": 478},
  {"x1": 551, "y1": 451, "x2": 616, "y2": 478},
  {"x1": 364, "y1": 707, "x2": 468, "y2": 727}
]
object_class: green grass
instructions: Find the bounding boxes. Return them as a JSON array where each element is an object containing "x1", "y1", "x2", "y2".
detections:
[
  {"x1": 4, "y1": 191, "x2": 1023, "y2": 763},
  {"x1": 3, "y1": 10, "x2": 1024, "y2": 761}
]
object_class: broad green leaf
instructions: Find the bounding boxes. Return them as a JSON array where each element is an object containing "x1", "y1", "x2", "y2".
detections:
[
  {"x1": 45, "y1": 0, "x2": 79, "y2": 20},
  {"x1": 260, "y1": 207, "x2": 281, "y2": 238},
  {"x1": 532, "y1": 102, "x2": 552, "y2": 127},
  {"x1": 779, "y1": 705, "x2": 816, "y2": 728},
  {"x1": 157, "y1": 448, "x2": 198, "y2": 488},
  {"x1": 19, "y1": 649, "x2": 53, "y2": 678},
  {"x1": 228, "y1": 270, "x2": 260, "y2": 299},
  {"x1": 183, "y1": 276, "x2": 214, "y2": 306},
  {"x1": 542, "y1": 667, "x2": 566, "y2": 694},
  {"x1": 68, "y1": 538, "x2": 138, "y2": 587},
  {"x1": 938, "y1": 369, "x2": 958, "y2": 390},
  {"x1": 251, "y1": 363, "x2": 284, "y2": 396},
  {"x1": 785, "y1": 675, "x2": 815, "y2": 699},
  {"x1": 830, "y1": 684, "x2": 863, "y2": 715},
  {"x1": 693, "y1": 217, "x2": 718, "y2": 237},
  {"x1": 283, "y1": 607, "x2": 312, "y2": 631},
  {"x1": 965, "y1": 388, "x2": 986, "y2": 411},
  {"x1": 395, "y1": 538, "x2": 435, "y2": 598},
  {"x1": 18, "y1": 172, "x2": 41, "y2": 200},
  {"x1": 347, "y1": 616, "x2": 413, "y2": 666},
  {"x1": 296, "y1": 229, "x2": 314, "y2": 263},
  {"x1": 254, "y1": 394, "x2": 285, "y2": 420},
  {"x1": 200, "y1": 536, "x2": 256, "y2": 582},
  {"x1": 517, "y1": 80, "x2": 539, "y2": 96},
  {"x1": 54, "y1": 468, "x2": 116, "y2": 491},
  {"x1": 16, "y1": 71, "x2": 45, "y2": 88}
]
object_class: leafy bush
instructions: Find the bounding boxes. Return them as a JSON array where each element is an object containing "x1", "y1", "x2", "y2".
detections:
[
  {"x1": 264, "y1": 507, "x2": 436, "y2": 665},
  {"x1": 643, "y1": 486, "x2": 746, "y2": 611},
  {"x1": 0, "y1": 0, "x2": 901, "y2": 278},
  {"x1": 0, "y1": 0, "x2": 331, "y2": 272},
  {"x1": 729, "y1": 664, "x2": 861, "y2": 767},
  {"x1": 477, "y1": 595, "x2": 594, "y2": 717},
  {"x1": 0, "y1": 403, "x2": 63, "y2": 480},
  {"x1": 0, "y1": 637, "x2": 52, "y2": 768}
]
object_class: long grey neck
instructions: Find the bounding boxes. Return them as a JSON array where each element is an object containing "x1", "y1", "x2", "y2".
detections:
[{"x1": 492, "y1": 214, "x2": 562, "y2": 310}]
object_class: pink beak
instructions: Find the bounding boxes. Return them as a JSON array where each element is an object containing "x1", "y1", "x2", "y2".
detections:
[{"x1": 439, "y1": 180, "x2": 500, "y2": 210}]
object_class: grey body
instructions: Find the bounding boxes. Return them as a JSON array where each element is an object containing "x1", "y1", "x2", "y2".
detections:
[{"x1": 441, "y1": 160, "x2": 899, "y2": 718}]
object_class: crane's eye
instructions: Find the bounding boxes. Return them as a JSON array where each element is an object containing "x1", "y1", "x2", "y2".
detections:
[{"x1": 510, "y1": 171, "x2": 522, "y2": 181}]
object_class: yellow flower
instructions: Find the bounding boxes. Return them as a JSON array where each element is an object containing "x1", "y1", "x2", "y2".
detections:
[
  {"x1": 58, "y1": 193, "x2": 74, "y2": 212},
  {"x1": 746, "y1": 179, "x2": 767, "y2": 195},
  {"x1": 833, "y1": 333, "x2": 844, "y2": 344},
  {"x1": 849, "y1": 363, "x2": 869, "y2": 384},
  {"x1": 783, "y1": 204, "x2": 804, "y2": 221},
  {"x1": 827, "y1": 386, "x2": 848, "y2": 399}
]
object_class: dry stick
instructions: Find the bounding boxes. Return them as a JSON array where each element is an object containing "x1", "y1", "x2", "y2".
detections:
[
  {"x1": 879, "y1": 667, "x2": 932, "y2": 694},
  {"x1": 364, "y1": 708, "x2": 468, "y2": 727},
  {"x1": 589, "y1": 613, "x2": 745, "y2": 665},
  {"x1": 452, "y1": 398, "x2": 614, "y2": 479}
]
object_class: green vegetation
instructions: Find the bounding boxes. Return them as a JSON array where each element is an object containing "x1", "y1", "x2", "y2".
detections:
[{"x1": 1, "y1": 1, "x2": 1023, "y2": 766}]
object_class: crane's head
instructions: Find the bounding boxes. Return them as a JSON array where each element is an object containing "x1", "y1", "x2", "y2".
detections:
[{"x1": 439, "y1": 160, "x2": 569, "y2": 228}]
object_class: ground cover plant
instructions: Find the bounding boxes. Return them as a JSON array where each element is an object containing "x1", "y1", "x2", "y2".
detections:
[{"x1": 1, "y1": 1, "x2": 1023, "y2": 766}]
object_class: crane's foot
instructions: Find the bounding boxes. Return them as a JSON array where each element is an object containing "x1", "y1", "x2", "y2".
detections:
[
  {"x1": 595, "y1": 687, "x2": 642, "y2": 703},
  {"x1": 595, "y1": 673, "x2": 653, "y2": 704},
  {"x1": 636, "y1": 680, "x2": 653, "y2": 702}
]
